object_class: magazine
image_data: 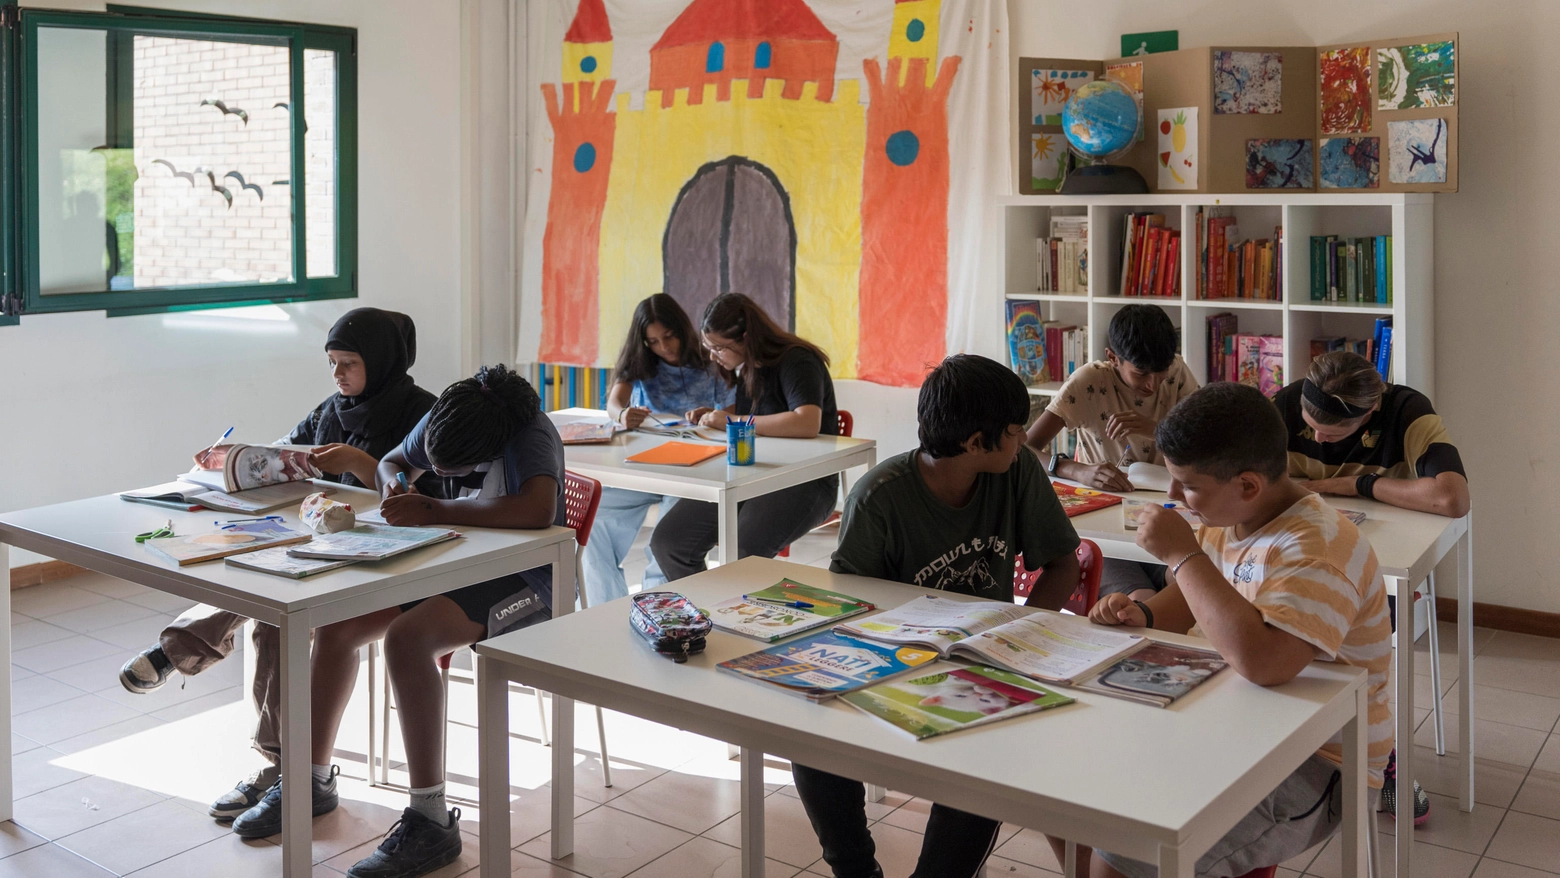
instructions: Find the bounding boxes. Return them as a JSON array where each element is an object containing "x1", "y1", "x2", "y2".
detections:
[
  {"x1": 706, "y1": 580, "x2": 875, "y2": 643},
  {"x1": 841, "y1": 663, "x2": 1075, "y2": 739},
  {"x1": 1052, "y1": 483, "x2": 1124, "y2": 517},
  {"x1": 716, "y1": 630, "x2": 940, "y2": 701},
  {"x1": 285, "y1": 524, "x2": 461, "y2": 561},
  {"x1": 186, "y1": 443, "x2": 322, "y2": 493},
  {"x1": 143, "y1": 519, "x2": 313, "y2": 566},
  {"x1": 1123, "y1": 499, "x2": 1201, "y2": 530},
  {"x1": 225, "y1": 546, "x2": 358, "y2": 579},
  {"x1": 835, "y1": 595, "x2": 1147, "y2": 685},
  {"x1": 1073, "y1": 641, "x2": 1229, "y2": 707},
  {"x1": 743, "y1": 580, "x2": 874, "y2": 618},
  {"x1": 159, "y1": 478, "x2": 334, "y2": 514}
]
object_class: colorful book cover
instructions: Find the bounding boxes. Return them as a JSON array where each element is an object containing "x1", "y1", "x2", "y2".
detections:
[
  {"x1": 1052, "y1": 483, "x2": 1124, "y2": 518},
  {"x1": 1006, "y1": 300, "x2": 1048, "y2": 386},
  {"x1": 1074, "y1": 642, "x2": 1229, "y2": 708},
  {"x1": 225, "y1": 546, "x2": 358, "y2": 578},
  {"x1": 1235, "y1": 335, "x2": 1262, "y2": 388},
  {"x1": 144, "y1": 519, "x2": 313, "y2": 566},
  {"x1": 742, "y1": 579, "x2": 875, "y2": 618},
  {"x1": 841, "y1": 663, "x2": 1075, "y2": 740},
  {"x1": 1258, "y1": 336, "x2": 1285, "y2": 398},
  {"x1": 717, "y1": 631, "x2": 940, "y2": 701}
]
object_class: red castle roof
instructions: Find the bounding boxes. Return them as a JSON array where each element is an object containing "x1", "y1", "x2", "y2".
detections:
[
  {"x1": 652, "y1": 0, "x2": 835, "y2": 50},
  {"x1": 565, "y1": 0, "x2": 611, "y2": 43}
]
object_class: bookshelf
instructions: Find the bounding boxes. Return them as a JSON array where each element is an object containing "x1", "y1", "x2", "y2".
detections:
[{"x1": 997, "y1": 193, "x2": 1434, "y2": 403}]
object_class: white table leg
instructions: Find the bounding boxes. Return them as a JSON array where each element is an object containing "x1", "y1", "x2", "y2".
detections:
[
  {"x1": 740, "y1": 746, "x2": 765, "y2": 878},
  {"x1": 1342, "y1": 684, "x2": 1369, "y2": 878},
  {"x1": 1064, "y1": 840, "x2": 1078, "y2": 878},
  {"x1": 0, "y1": 541, "x2": 12, "y2": 821},
  {"x1": 551, "y1": 544, "x2": 576, "y2": 859},
  {"x1": 477, "y1": 655, "x2": 511, "y2": 878},
  {"x1": 279, "y1": 609, "x2": 313, "y2": 878},
  {"x1": 717, "y1": 493, "x2": 739, "y2": 567},
  {"x1": 1157, "y1": 843, "x2": 1191, "y2": 878},
  {"x1": 1392, "y1": 575, "x2": 1413, "y2": 878},
  {"x1": 1457, "y1": 523, "x2": 1474, "y2": 811}
]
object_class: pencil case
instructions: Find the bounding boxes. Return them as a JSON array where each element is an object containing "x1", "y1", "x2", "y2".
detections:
[{"x1": 629, "y1": 591, "x2": 712, "y2": 663}]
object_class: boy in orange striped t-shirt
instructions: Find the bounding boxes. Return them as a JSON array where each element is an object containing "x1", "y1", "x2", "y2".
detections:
[{"x1": 1088, "y1": 383, "x2": 1392, "y2": 878}]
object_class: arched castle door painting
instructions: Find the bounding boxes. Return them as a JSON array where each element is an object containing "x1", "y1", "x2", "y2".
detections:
[{"x1": 663, "y1": 157, "x2": 797, "y2": 331}]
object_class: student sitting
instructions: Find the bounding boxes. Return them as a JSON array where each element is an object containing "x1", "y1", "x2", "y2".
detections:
[
  {"x1": 587, "y1": 294, "x2": 733, "y2": 604},
  {"x1": 230, "y1": 365, "x2": 565, "y2": 878},
  {"x1": 796, "y1": 354, "x2": 1082, "y2": 878},
  {"x1": 117, "y1": 307, "x2": 438, "y2": 821},
  {"x1": 1086, "y1": 382, "x2": 1392, "y2": 878},
  {"x1": 1025, "y1": 304, "x2": 1198, "y2": 603},
  {"x1": 650, "y1": 293, "x2": 843, "y2": 580}
]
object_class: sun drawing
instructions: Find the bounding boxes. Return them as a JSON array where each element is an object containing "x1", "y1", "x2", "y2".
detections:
[{"x1": 1033, "y1": 133, "x2": 1057, "y2": 161}]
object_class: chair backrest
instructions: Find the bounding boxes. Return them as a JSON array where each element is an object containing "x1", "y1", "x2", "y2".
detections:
[
  {"x1": 562, "y1": 471, "x2": 603, "y2": 549},
  {"x1": 1234, "y1": 868, "x2": 1278, "y2": 878},
  {"x1": 1012, "y1": 539, "x2": 1103, "y2": 616},
  {"x1": 837, "y1": 410, "x2": 854, "y2": 437}
]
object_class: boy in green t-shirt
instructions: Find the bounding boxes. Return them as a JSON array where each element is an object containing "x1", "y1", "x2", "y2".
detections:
[{"x1": 796, "y1": 354, "x2": 1081, "y2": 878}]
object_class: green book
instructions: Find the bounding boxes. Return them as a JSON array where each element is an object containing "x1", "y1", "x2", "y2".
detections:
[
  {"x1": 841, "y1": 663, "x2": 1075, "y2": 740},
  {"x1": 742, "y1": 579, "x2": 875, "y2": 618}
]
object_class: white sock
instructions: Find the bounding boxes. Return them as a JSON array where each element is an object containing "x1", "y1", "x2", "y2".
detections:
[
  {"x1": 409, "y1": 783, "x2": 447, "y2": 823},
  {"x1": 311, "y1": 764, "x2": 332, "y2": 785}
]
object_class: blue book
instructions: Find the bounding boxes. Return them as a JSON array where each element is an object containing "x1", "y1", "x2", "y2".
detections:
[
  {"x1": 717, "y1": 630, "x2": 941, "y2": 701},
  {"x1": 1374, "y1": 236, "x2": 1387, "y2": 304}
]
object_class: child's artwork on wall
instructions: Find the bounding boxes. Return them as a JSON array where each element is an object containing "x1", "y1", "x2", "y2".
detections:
[
  {"x1": 1213, "y1": 51, "x2": 1282, "y2": 114},
  {"x1": 1245, "y1": 139, "x2": 1313, "y2": 189},
  {"x1": 1157, "y1": 107, "x2": 1198, "y2": 190},
  {"x1": 1388, "y1": 119, "x2": 1448, "y2": 183},
  {"x1": 1378, "y1": 41, "x2": 1455, "y2": 109},
  {"x1": 1032, "y1": 132, "x2": 1065, "y2": 191},
  {"x1": 1033, "y1": 68, "x2": 1094, "y2": 125},
  {"x1": 1320, "y1": 47, "x2": 1372, "y2": 134},
  {"x1": 1319, "y1": 136, "x2": 1380, "y2": 189},
  {"x1": 1104, "y1": 61, "x2": 1144, "y2": 141}
]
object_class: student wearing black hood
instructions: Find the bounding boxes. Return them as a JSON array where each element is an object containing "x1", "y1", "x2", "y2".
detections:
[{"x1": 115, "y1": 307, "x2": 438, "y2": 824}]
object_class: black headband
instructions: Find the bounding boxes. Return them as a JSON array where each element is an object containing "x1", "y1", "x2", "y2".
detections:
[{"x1": 1302, "y1": 379, "x2": 1373, "y2": 420}]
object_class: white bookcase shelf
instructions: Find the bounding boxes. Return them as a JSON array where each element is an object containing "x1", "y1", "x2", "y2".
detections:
[{"x1": 995, "y1": 193, "x2": 1435, "y2": 402}]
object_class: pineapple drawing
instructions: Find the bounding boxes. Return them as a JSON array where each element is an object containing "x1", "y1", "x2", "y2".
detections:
[{"x1": 1159, "y1": 111, "x2": 1189, "y2": 184}]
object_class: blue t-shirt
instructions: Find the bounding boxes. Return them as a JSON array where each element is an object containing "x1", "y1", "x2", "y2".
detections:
[
  {"x1": 629, "y1": 363, "x2": 734, "y2": 414},
  {"x1": 399, "y1": 411, "x2": 568, "y2": 527}
]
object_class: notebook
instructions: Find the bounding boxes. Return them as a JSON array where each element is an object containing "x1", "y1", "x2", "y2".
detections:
[
  {"x1": 143, "y1": 519, "x2": 314, "y2": 566},
  {"x1": 841, "y1": 663, "x2": 1074, "y2": 739},
  {"x1": 625, "y1": 441, "x2": 726, "y2": 466},
  {"x1": 225, "y1": 546, "x2": 358, "y2": 579},
  {"x1": 557, "y1": 420, "x2": 620, "y2": 445},
  {"x1": 704, "y1": 579, "x2": 875, "y2": 642},
  {"x1": 717, "y1": 630, "x2": 940, "y2": 701},
  {"x1": 1052, "y1": 483, "x2": 1124, "y2": 517},
  {"x1": 1072, "y1": 641, "x2": 1229, "y2": 707},
  {"x1": 149, "y1": 478, "x2": 333, "y2": 514},
  {"x1": 286, "y1": 524, "x2": 461, "y2": 561}
]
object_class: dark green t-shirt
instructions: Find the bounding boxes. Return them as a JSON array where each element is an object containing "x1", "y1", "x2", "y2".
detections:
[{"x1": 828, "y1": 448, "x2": 1081, "y2": 602}]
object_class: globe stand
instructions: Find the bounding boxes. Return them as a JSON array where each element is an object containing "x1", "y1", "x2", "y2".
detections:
[{"x1": 1060, "y1": 163, "x2": 1149, "y2": 195}]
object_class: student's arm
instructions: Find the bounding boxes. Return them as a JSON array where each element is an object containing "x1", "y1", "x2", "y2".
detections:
[
  {"x1": 698, "y1": 349, "x2": 830, "y2": 438},
  {"x1": 376, "y1": 446, "x2": 427, "y2": 498},
  {"x1": 382, "y1": 474, "x2": 558, "y2": 529},
  {"x1": 310, "y1": 444, "x2": 380, "y2": 487},
  {"x1": 828, "y1": 492, "x2": 892, "y2": 581},
  {"x1": 1307, "y1": 471, "x2": 1469, "y2": 518},
  {"x1": 607, "y1": 381, "x2": 651, "y2": 429},
  {"x1": 1090, "y1": 575, "x2": 1198, "y2": 635},
  {"x1": 751, "y1": 405, "x2": 823, "y2": 438},
  {"x1": 1025, "y1": 403, "x2": 1132, "y2": 492},
  {"x1": 1026, "y1": 552, "x2": 1081, "y2": 609},
  {"x1": 1014, "y1": 450, "x2": 1086, "y2": 609}
]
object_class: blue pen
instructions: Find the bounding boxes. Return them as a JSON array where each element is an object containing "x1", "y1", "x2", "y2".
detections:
[
  {"x1": 197, "y1": 426, "x2": 234, "y2": 467},
  {"x1": 397, "y1": 472, "x2": 410, "y2": 492},
  {"x1": 217, "y1": 515, "x2": 282, "y2": 528},
  {"x1": 757, "y1": 599, "x2": 814, "y2": 610}
]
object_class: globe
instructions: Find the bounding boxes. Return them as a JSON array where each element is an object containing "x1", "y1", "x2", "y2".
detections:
[{"x1": 1061, "y1": 79, "x2": 1141, "y2": 161}]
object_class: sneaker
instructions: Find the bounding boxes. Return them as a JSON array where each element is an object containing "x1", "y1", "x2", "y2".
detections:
[
  {"x1": 346, "y1": 807, "x2": 463, "y2": 878},
  {"x1": 231, "y1": 766, "x2": 340, "y2": 838},
  {"x1": 1381, "y1": 749, "x2": 1430, "y2": 826},
  {"x1": 210, "y1": 765, "x2": 280, "y2": 820},
  {"x1": 119, "y1": 645, "x2": 174, "y2": 694}
]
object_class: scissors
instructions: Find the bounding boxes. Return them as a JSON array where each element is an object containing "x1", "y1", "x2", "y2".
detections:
[{"x1": 135, "y1": 520, "x2": 175, "y2": 543}]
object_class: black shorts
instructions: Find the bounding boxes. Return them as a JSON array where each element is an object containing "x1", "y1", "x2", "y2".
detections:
[{"x1": 402, "y1": 567, "x2": 555, "y2": 640}]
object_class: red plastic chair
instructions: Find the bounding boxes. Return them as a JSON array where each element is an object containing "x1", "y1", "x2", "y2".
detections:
[
  {"x1": 1011, "y1": 539, "x2": 1102, "y2": 615},
  {"x1": 1236, "y1": 869, "x2": 1277, "y2": 878},
  {"x1": 778, "y1": 410, "x2": 853, "y2": 558}
]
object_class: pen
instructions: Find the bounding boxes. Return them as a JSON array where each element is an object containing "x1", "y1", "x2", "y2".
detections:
[
  {"x1": 397, "y1": 472, "x2": 410, "y2": 492},
  {"x1": 755, "y1": 599, "x2": 813, "y2": 610},
  {"x1": 197, "y1": 426, "x2": 234, "y2": 467},
  {"x1": 217, "y1": 515, "x2": 282, "y2": 528}
]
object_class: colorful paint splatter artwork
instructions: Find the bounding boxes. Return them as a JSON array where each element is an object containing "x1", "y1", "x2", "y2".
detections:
[
  {"x1": 1246, "y1": 139, "x2": 1313, "y2": 189},
  {"x1": 1033, "y1": 68, "x2": 1094, "y2": 125},
  {"x1": 1388, "y1": 119, "x2": 1448, "y2": 183},
  {"x1": 1214, "y1": 51, "x2": 1282, "y2": 114},
  {"x1": 1320, "y1": 47, "x2": 1372, "y2": 134},
  {"x1": 1032, "y1": 132, "x2": 1064, "y2": 191},
  {"x1": 1378, "y1": 41, "x2": 1455, "y2": 109},
  {"x1": 1319, "y1": 137, "x2": 1380, "y2": 189}
]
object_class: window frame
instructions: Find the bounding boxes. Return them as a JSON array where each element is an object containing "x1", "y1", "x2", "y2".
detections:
[{"x1": 7, "y1": 5, "x2": 356, "y2": 320}]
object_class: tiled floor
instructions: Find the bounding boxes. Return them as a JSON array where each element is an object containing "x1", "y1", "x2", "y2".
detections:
[{"x1": 5, "y1": 524, "x2": 1560, "y2": 878}]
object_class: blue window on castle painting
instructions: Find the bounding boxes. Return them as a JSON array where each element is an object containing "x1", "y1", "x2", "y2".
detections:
[
  {"x1": 707, "y1": 42, "x2": 725, "y2": 73},
  {"x1": 906, "y1": 19, "x2": 926, "y2": 42},
  {"x1": 580, "y1": 55, "x2": 598, "y2": 73},
  {"x1": 754, "y1": 41, "x2": 772, "y2": 69}
]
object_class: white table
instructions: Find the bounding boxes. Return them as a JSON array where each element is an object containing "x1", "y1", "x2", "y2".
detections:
[
  {"x1": 0, "y1": 483, "x2": 577, "y2": 878},
  {"x1": 549, "y1": 408, "x2": 877, "y2": 565},
  {"x1": 1060, "y1": 483, "x2": 1472, "y2": 878},
  {"x1": 473, "y1": 556, "x2": 1373, "y2": 878}
]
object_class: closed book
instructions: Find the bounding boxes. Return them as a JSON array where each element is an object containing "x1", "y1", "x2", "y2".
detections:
[
  {"x1": 1235, "y1": 335, "x2": 1262, "y2": 387},
  {"x1": 1258, "y1": 336, "x2": 1284, "y2": 397},
  {"x1": 841, "y1": 663, "x2": 1075, "y2": 740}
]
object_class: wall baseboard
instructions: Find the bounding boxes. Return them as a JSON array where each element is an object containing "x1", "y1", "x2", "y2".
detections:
[
  {"x1": 10, "y1": 561, "x2": 87, "y2": 590},
  {"x1": 1435, "y1": 597, "x2": 1560, "y2": 640}
]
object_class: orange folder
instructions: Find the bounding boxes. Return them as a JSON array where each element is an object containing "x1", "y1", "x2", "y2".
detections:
[{"x1": 625, "y1": 441, "x2": 726, "y2": 466}]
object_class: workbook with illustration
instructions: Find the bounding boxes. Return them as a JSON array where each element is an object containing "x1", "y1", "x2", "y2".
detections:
[
  {"x1": 225, "y1": 546, "x2": 359, "y2": 579},
  {"x1": 717, "y1": 630, "x2": 940, "y2": 701},
  {"x1": 835, "y1": 595, "x2": 1147, "y2": 685},
  {"x1": 285, "y1": 524, "x2": 461, "y2": 561},
  {"x1": 842, "y1": 663, "x2": 1074, "y2": 739},
  {"x1": 186, "y1": 443, "x2": 322, "y2": 493},
  {"x1": 1073, "y1": 641, "x2": 1229, "y2": 707},
  {"x1": 143, "y1": 519, "x2": 313, "y2": 566},
  {"x1": 705, "y1": 579, "x2": 876, "y2": 642}
]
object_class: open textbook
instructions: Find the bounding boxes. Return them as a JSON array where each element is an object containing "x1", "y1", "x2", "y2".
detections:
[
  {"x1": 835, "y1": 595, "x2": 1147, "y2": 685},
  {"x1": 127, "y1": 479, "x2": 332, "y2": 514},
  {"x1": 186, "y1": 444, "x2": 322, "y2": 493}
]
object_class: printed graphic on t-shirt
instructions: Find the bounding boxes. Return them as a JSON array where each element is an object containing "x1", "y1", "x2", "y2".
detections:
[{"x1": 913, "y1": 536, "x2": 1008, "y2": 595}]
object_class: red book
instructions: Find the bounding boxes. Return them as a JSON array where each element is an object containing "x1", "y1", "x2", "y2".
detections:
[
  {"x1": 1164, "y1": 233, "x2": 1181, "y2": 298},
  {"x1": 1053, "y1": 483, "x2": 1125, "y2": 517}
]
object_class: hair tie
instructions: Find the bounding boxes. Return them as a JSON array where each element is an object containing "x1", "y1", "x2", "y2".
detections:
[{"x1": 1302, "y1": 378, "x2": 1372, "y2": 420}]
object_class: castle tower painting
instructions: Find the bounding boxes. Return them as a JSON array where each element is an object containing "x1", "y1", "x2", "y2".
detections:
[{"x1": 534, "y1": 0, "x2": 980, "y2": 387}]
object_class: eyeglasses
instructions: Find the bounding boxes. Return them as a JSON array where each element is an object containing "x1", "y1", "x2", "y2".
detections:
[{"x1": 702, "y1": 339, "x2": 737, "y2": 354}]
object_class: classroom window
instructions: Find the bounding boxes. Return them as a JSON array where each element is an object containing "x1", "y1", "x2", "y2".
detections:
[{"x1": 1, "y1": 7, "x2": 357, "y2": 321}]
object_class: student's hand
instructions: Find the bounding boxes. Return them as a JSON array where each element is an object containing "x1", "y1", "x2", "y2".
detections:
[
  {"x1": 1090, "y1": 593, "x2": 1146, "y2": 627},
  {"x1": 621, "y1": 406, "x2": 650, "y2": 430},
  {"x1": 382, "y1": 472, "x2": 417, "y2": 500},
  {"x1": 1135, "y1": 503, "x2": 1202, "y2": 565},
  {"x1": 1067, "y1": 461, "x2": 1134, "y2": 492},
  {"x1": 379, "y1": 492, "x2": 442, "y2": 526},
  {"x1": 695, "y1": 409, "x2": 727, "y2": 429},
  {"x1": 686, "y1": 406, "x2": 715, "y2": 425},
  {"x1": 1105, "y1": 411, "x2": 1157, "y2": 442},
  {"x1": 309, "y1": 444, "x2": 374, "y2": 477}
]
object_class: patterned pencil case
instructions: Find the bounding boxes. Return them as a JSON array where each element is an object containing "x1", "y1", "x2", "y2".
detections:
[{"x1": 629, "y1": 591, "x2": 712, "y2": 663}]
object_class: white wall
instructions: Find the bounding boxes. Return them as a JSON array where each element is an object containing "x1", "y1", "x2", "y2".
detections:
[{"x1": 2, "y1": 0, "x2": 469, "y2": 565}]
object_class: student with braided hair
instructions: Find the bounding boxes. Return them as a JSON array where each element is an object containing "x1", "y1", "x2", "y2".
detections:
[{"x1": 230, "y1": 365, "x2": 566, "y2": 878}]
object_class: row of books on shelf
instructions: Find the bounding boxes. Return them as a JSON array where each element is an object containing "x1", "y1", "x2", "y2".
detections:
[
  {"x1": 1036, "y1": 216, "x2": 1089, "y2": 293},
  {"x1": 1311, "y1": 235, "x2": 1393, "y2": 304},
  {"x1": 1195, "y1": 209, "x2": 1282, "y2": 301},
  {"x1": 1005, "y1": 300, "x2": 1085, "y2": 386},
  {"x1": 1205, "y1": 313, "x2": 1285, "y2": 397},
  {"x1": 1308, "y1": 318, "x2": 1394, "y2": 378},
  {"x1": 1119, "y1": 212, "x2": 1181, "y2": 298}
]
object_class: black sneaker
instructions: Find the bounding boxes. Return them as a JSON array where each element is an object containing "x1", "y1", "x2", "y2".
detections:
[
  {"x1": 210, "y1": 765, "x2": 280, "y2": 820},
  {"x1": 1380, "y1": 749, "x2": 1430, "y2": 826},
  {"x1": 346, "y1": 807, "x2": 463, "y2": 878},
  {"x1": 119, "y1": 645, "x2": 174, "y2": 694},
  {"x1": 231, "y1": 766, "x2": 340, "y2": 838}
]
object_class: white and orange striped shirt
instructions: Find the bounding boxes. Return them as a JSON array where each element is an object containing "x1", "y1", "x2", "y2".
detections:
[{"x1": 1191, "y1": 493, "x2": 1393, "y2": 787}]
